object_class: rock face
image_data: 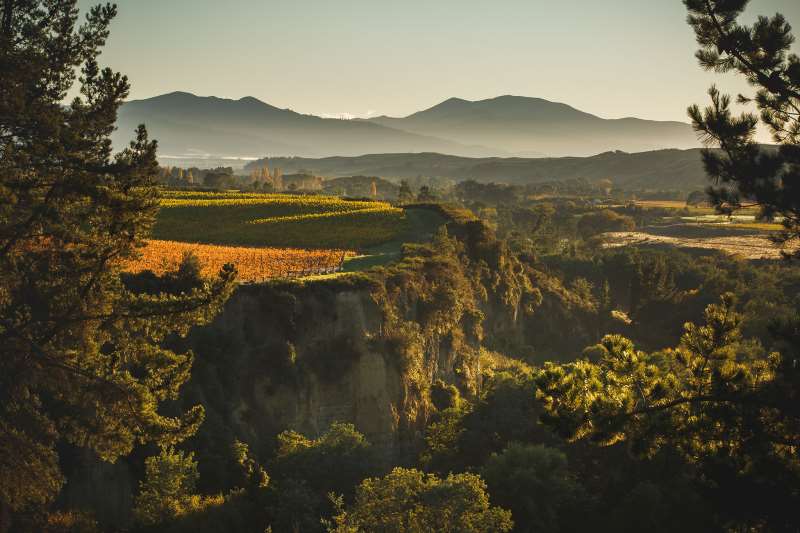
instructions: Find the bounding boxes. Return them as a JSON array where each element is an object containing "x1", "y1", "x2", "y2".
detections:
[{"x1": 212, "y1": 286, "x2": 408, "y2": 457}]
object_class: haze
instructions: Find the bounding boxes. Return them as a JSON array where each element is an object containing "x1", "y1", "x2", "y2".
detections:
[{"x1": 82, "y1": 0, "x2": 799, "y2": 129}]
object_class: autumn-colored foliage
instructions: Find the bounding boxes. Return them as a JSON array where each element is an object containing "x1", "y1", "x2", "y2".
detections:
[{"x1": 127, "y1": 240, "x2": 348, "y2": 281}]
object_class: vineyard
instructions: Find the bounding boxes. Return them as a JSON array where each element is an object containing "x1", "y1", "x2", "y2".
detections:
[
  {"x1": 126, "y1": 240, "x2": 348, "y2": 281},
  {"x1": 153, "y1": 191, "x2": 405, "y2": 249}
]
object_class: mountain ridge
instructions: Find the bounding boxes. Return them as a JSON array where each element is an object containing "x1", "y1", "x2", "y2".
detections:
[
  {"x1": 245, "y1": 148, "x2": 710, "y2": 190},
  {"x1": 363, "y1": 94, "x2": 698, "y2": 157},
  {"x1": 114, "y1": 92, "x2": 498, "y2": 158},
  {"x1": 113, "y1": 92, "x2": 700, "y2": 159}
]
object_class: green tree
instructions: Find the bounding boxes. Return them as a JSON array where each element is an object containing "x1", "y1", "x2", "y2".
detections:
[
  {"x1": 684, "y1": 0, "x2": 800, "y2": 257},
  {"x1": 416, "y1": 184, "x2": 436, "y2": 202},
  {"x1": 203, "y1": 170, "x2": 235, "y2": 189},
  {"x1": 421, "y1": 372, "x2": 542, "y2": 475},
  {"x1": 326, "y1": 467, "x2": 513, "y2": 533},
  {"x1": 398, "y1": 180, "x2": 414, "y2": 203},
  {"x1": 685, "y1": 190, "x2": 707, "y2": 206},
  {"x1": 134, "y1": 448, "x2": 202, "y2": 526},
  {"x1": 0, "y1": 0, "x2": 235, "y2": 520},
  {"x1": 269, "y1": 423, "x2": 378, "y2": 532},
  {"x1": 535, "y1": 295, "x2": 800, "y2": 529},
  {"x1": 481, "y1": 444, "x2": 584, "y2": 533},
  {"x1": 576, "y1": 209, "x2": 635, "y2": 239}
]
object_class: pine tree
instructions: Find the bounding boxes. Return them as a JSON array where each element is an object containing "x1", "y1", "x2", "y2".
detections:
[
  {"x1": 684, "y1": 0, "x2": 800, "y2": 257},
  {"x1": 0, "y1": 0, "x2": 236, "y2": 522}
]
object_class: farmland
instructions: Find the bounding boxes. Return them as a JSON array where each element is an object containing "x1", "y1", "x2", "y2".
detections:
[
  {"x1": 153, "y1": 191, "x2": 405, "y2": 249},
  {"x1": 599, "y1": 202, "x2": 794, "y2": 258},
  {"x1": 122, "y1": 190, "x2": 411, "y2": 280},
  {"x1": 126, "y1": 240, "x2": 347, "y2": 281}
]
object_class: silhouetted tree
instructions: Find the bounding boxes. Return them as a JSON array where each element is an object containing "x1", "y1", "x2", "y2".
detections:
[
  {"x1": 0, "y1": 1, "x2": 235, "y2": 525},
  {"x1": 685, "y1": 0, "x2": 800, "y2": 257}
]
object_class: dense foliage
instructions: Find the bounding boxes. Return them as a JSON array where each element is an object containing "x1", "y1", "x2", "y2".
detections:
[
  {"x1": 326, "y1": 467, "x2": 513, "y2": 533},
  {"x1": 0, "y1": 1, "x2": 235, "y2": 526}
]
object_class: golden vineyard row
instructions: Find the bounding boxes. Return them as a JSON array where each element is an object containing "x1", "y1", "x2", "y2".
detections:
[{"x1": 125, "y1": 240, "x2": 350, "y2": 281}]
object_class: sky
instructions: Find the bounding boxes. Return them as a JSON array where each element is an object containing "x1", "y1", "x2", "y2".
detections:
[{"x1": 80, "y1": 0, "x2": 799, "y2": 125}]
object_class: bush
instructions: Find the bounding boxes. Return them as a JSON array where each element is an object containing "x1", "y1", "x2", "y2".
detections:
[{"x1": 577, "y1": 209, "x2": 635, "y2": 239}]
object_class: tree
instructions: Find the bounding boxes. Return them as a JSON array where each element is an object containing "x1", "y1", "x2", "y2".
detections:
[
  {"x1": 685, "y1": 190, "x2": 707, "y2": 206},
  {"x1": 203, "y1": 170, "x2": 234, "y2": 189},
  {"x1": 326, "y1": 467, "x2": 513, "y2": 533},
  {"x1": 417, "y1": 185, "x2": 436, "y2": 202},
  {"x1": 398, "y1": 180, "x2": 414, "y2": 203},
  {"x1": 577, "y1": 209, "x2": 635, "y2": 239},
  {"x1": 481, "y1": 444, "x2": 585, "y2": 533},
  {"x1": 0, "y1": 0, "x2": 235, "y2": 521},
  {"x1": 535, "y1": 295, "x2": 800, "y2": 529},
  {"x1": 269, "y1": 423, "x2": 378, "y2": 532},
  {"x1": 272, "y1": 422, "x2": 376, "y2": 498},
  {"x1": 134, "y1": 448, "x2": 202, "y2": 526},
  {"x1": 597, "y1": 178, "x2": 613, "y2": 196},
  {"x1": 684, "y1": 0, "x2": 800, "y2": 258}
]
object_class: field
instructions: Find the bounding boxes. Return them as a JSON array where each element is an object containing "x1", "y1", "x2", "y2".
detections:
[
  {"x1": 153, "y1": 191, "x2": 406, "y2": 249},
  {"x1": 134, "y1": 190, "x2": 409, "y2": 281},
  {"x1": 601, "y1": 202, "x2": 792, "y2": 258},
  {"x1": 127, "y1": 240, "x2": 348, "y2": 281},
  {"x1": 602, "y1": 231, "x2": 797, "y2": 259}
]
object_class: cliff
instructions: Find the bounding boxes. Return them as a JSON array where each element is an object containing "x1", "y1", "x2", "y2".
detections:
[
  {"x1": 60, "y1": 206, "x2": 591, "y2": 526},
  {"x1": 182, "y1": 208, "x2": 538, "y2": 465}
]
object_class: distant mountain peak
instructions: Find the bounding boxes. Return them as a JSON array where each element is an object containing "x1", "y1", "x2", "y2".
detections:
[
  {"x1": 116, "y1": 90, "x2": 700, "y2": 159},
  {"x1": 151, "y1": 90, "x2": 198, "y2": 100}
]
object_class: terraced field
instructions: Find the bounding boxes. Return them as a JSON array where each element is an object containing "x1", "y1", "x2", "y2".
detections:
[
  {"x1": 123, "y1": 190, "x2": 413, "y2": 280},
  {"x1": 153, "y1": 191, "x2": 405, "y2": 249}
]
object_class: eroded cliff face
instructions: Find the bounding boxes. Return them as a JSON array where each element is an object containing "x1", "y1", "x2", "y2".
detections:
[
  {"x1": 182, "y1": 220, "x2": 537, "y2": 464},
  {"x1": 209, "y1": 285, "x2": 409, "y2": 456}
]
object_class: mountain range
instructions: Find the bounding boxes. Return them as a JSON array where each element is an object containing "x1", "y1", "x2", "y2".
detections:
[
  {"x1": 246, "y1": 149, "x2": 709, "y2": 191},
  {"x1": 113, "y1": 92, "x2": 701, "y2": 159}
]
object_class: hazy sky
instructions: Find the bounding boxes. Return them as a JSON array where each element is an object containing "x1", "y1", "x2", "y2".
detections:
[{"x1": 80, "y1": 0, "x2": 799, "y2": 124}]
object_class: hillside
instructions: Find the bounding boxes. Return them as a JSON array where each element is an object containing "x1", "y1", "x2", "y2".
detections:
[
  {"x1": 113, "y1": 92, "x2": 495, "y2": 158},
  {"x1": 248, "y1": 148, "x2": 709, "y2": 190},
  {"x1": 364, "y1": 95, "x2": 700, "y2": 156}
]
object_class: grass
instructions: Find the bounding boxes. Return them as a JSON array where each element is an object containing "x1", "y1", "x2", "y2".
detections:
[
  {"x1": 341, "y1": 207, "x2": 447, "y2": 272},
  {"x1": 726, "y1": 222, "x2": 784, "y2": 232}
]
